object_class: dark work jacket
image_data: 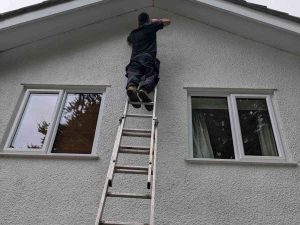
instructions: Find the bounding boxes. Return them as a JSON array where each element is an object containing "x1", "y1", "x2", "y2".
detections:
[{"x1": 127, "y1": 22, "x2": 164, "y2": 59}]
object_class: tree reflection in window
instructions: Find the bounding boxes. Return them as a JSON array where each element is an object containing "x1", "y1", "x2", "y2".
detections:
[
  {"x1": 237, "y1": 98, "x2": 278, "y2": 156},
  {"x1": 27, "y1": 121, "x2": 50, "y2": 149},
  {"x1": 52, "y1": 93, "x2": 102, "y2": 154}
]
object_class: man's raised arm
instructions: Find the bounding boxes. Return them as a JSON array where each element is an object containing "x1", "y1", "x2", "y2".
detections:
[{"x1": 151, "y1": 18, "x2": 171, "y2": 26}]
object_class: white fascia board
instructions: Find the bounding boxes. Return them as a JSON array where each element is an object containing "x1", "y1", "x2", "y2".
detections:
[{"x1": 190, "y1": 0, "x2": 300, "y2": 35}]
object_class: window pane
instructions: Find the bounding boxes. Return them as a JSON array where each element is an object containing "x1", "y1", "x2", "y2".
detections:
[
  {"x1": 10, "y1": 93, "x2": 59, "y2": 149},
  {"x1": 192, "y1": 97, "x2": 235, "y2": 159},
  {"x1": 236, "y1": 98, "x2": 278, "y2": 156},
  {"x1": 52, "y1": 93, "x2": 102, "y2": 154}
]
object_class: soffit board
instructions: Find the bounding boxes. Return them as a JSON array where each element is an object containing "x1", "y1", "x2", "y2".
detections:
[
  {"x1": 1, "y1": 0, "x2": 300, "y2": 55},
  {"x1": 0, "y1": 0, "x2": 152, "y2": 52}
]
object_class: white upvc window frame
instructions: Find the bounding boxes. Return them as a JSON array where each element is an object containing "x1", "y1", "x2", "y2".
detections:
[
  {"x1": 230, "y1": 94, "x2": 286, "y2": 162},
  {"x1": 4, "y1": 89, "x2": 63, "y2": 153},
  {"x1": 187, "y1": 88, "x2": 288, "y2": 163},
  {"x1": 3, "y1": 86, "x2": 106, "y2": 157}
]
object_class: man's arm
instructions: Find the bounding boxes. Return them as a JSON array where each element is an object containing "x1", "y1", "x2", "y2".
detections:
[{"x1": 151, "y1": 18, "x2": 171, "y2": 26}]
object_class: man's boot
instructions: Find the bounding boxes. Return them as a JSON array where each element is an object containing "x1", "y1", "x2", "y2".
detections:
[
  {"x1": 127, "y1": 86, "x2": 141, "y2": 108},
  {"x1": 138, "y1": 89, "x2": 153, "y2": 111}
]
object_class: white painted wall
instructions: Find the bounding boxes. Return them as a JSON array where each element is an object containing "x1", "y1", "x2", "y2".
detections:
[{"x1": 0, "y1": 7, "x2": 299, "y2": 225}]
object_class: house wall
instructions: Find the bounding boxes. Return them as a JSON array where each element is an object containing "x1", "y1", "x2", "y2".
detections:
[{"x1": 0, "y1": 7, "x2": 299, "y2": 225}]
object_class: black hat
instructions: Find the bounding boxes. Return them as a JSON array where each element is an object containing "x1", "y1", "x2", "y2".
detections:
[{"x1": 138, "y1": 12, "x2": 150, "y2": 26}]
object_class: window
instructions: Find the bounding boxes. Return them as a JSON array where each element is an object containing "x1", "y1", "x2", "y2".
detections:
[
  {"x1": 192, "y1": 97, "x2": 235, "y2": 159},
  {"x1": 4, "y1": 88, "x2": 104, "y2": 155},
  {"x1": 188, "y1": 89, "x2": 286, "y2": 162}
]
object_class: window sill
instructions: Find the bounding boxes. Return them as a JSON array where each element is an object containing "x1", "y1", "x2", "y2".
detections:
[
  {"x1": 0, "y1": 152, "x2": 99, "y2": 160},
  {"x1": 185, "y1": 158, "x2": 298, "y2": 167}
]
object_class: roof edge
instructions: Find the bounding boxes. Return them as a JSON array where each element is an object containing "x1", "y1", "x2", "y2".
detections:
[
  {"x1": 0, "y1": 0, "x2": 116, "y2": 31},
  {"x1": 155, "y1": 0, "x2": 300, "y2": 55},
  {"x1": 0, "y1": 0, "x2": 73, "y2": 21},
  {"x1": 185, "y1": 0, "x2": 300, "y2": 35},
  {"x1": 223, "y1": 0, "x2": 300, "y2": 24}
]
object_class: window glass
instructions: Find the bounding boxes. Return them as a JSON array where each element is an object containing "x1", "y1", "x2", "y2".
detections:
[
  {"x1": 10, "y1": 93, "x2": 58, "y2": 149},
  {"x1": 52, "y1": 93, "x2": 101, "y2": 154},
  {"x1": 236, "y1": 98, "x2": 278, "y2": 156},
  {"x1": 192, "y1": 97, "x2": 235, "y2": 159}
]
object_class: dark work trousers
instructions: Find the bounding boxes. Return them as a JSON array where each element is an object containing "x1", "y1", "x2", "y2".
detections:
[{"x1": 125, "y1": 53, "x2": 160, "y2": 93}]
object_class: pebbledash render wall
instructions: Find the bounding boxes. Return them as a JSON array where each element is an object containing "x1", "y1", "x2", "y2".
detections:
[{"x1": 0, "y1": 7, "x2": 299, "y2": 225}]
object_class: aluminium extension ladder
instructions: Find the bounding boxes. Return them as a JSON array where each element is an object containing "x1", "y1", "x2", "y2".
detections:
[{"x1": 95, "y1": 87, "x2": 159, "y2": 225}]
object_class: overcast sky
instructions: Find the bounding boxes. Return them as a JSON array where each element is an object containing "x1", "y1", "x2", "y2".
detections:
[{"x1": 0, "y1": 0, "x2": 300, "y2": 17}]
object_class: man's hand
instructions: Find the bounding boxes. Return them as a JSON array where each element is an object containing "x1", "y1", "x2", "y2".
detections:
[
  {"x1": 151, "y1": 18, "x2": 171, "y2": 26},
  {"x1": 161, "y1": 18, "x2": 171, "y2": 26}
]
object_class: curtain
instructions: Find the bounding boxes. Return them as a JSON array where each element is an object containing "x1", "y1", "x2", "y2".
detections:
[
  {"x1": 192, "y1": 110, "x2": 214, "y2": 158},
  {"x1": 257, "y1": 120, "x2": 278, "y2": 156}
]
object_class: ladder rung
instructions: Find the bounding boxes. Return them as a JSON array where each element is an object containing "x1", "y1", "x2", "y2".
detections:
[
  {"x1": 115, "y1": 165, "x2": 148, "y2": 170},
  {"x1": 122, "y1": 132, "x2": 151, "y2": 138},
  {"x1": 119, "y1": 145, "x2": 150, "y2": 154},
  {"x1": 119, "y1": 145, "x2": 150, "y2": 150},
  {"x1": 100, "y1": 221, "x2": 149, "y2": 225},
  {"x1": 123, "y1": 128, "x2": 151, "y2": 133},
  {"x1": 115, "y1": 166, "x2": 151, "y2": 175},
  {"x1": 126, "y1": 114, "x2": 152, "y2": 118},
  {"x1": 114, "y1": 169, "x2": 148, "y2": 175},
  {"x1": 129, "y1": 101, "x2": 154, "y2": 106},
  {"x1": 119, "y1": 149, "x2": 150, "y2": 155},
  {"x1": 107, "y1": 192, "x2": 151, "y2": 199}
]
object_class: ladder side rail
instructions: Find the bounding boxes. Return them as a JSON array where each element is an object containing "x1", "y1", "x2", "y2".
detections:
[
  {"x1": 107, "y1": 100, "x2": 129, "y2": 185},
  {"x1": 147, "y1": 87, "x2": 158, "y2": 189},
  {"x1": 95, "y1": 100, "x2": 129, "y2": 225},
  {"x1": 147, "y1": 119, "x2": 156, "y2": 188},
  {"x1": 150, "y1": 125, "x2": 158, "y2": 225},
  {"x1": 95, "y1": 175, "x2": 110, "y2": 225}
]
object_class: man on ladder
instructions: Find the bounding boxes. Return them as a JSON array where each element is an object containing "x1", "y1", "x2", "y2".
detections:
[
  {"x1": 95, "y1": 13, "x2": 170, "y2": 225},
  {"x1": 125, "y1": 12, "x2": 171, "y2": 111}
]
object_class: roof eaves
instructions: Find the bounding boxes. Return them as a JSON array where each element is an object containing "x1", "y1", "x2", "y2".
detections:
[
  {"x1": 0, "y1": 0, "x2": 74, "y2": 21},
  {"x1": 223, "y1": 0, "x2": 300, "y2": 24}
]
